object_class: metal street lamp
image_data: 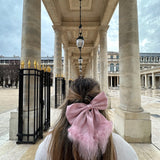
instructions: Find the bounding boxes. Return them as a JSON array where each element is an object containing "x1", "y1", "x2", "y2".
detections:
[{"x1": 76, "y1": 0, "x2": 84, "y2": 75}]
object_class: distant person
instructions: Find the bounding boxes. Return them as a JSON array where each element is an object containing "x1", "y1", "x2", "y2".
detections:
[{"x1": 35, "y1": 78, "x2": 138, "y2": 160}]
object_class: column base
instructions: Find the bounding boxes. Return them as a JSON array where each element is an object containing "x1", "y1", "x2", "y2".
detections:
[
  {"x1": 113, "y1": 108, "x2": 151, "y2": 143},
  {"x1": 9, "y1": 111, "x2": 18, "y2": 140},
  {"x1": 51, "y1": 94, "x2": 55, "y2": 108},
  {"x1": 9, "y1": 110, "x2": 43, "y2": 141}
]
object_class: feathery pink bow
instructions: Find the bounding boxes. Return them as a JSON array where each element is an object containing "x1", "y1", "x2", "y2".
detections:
[{"x1": 66, "y1": 92, "x2": 112, "y2": 160}]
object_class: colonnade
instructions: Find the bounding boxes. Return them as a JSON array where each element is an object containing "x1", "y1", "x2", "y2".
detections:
[
  {"x1": 9, "y1": 0, "x2": 151, "y2": 143},
  {"x1": 141, "y1": 73, "x2": 160, "y2": 89}
]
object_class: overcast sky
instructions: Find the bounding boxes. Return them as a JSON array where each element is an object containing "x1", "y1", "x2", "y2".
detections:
[{"x1": 0, "y1": 0, "x2": 160, "y2": 57}]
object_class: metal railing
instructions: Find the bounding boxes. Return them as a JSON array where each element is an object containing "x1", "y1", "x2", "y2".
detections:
[
  {"x1": 43, "y1": 72, "x2": 51, "y2": 131},
  {"x1": 17, "y1": 69, "x2": 51, "y2": 144}
]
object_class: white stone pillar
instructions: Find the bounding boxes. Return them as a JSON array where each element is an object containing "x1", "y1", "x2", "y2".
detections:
[
  {"x1": 3, "y1": 79, "x2": 5, "y2": 88},
  {"x1": 119, "y1": 0, "x2": 142, "y2": 112},
  {"x1": 145, "y1": 74, "x2": 148, "y2": 89},
  {"x1": 148, "y1": 75, "x2": 151, "y2": 88},
  {"x1": 141, "y1": 75, "x2": 144, "y2": 88},
  {"x1": 114, "y1": 0, "x2": 151, "y2": 143},
  {"x1": 91, "y1": 53, "x2": 94, "y2": 78},
  {"x1": 70, "y1": 57, "x2": 74, "y2": 80},
  {"x1": 64, "y1": 47, "x2": 69, "y2": 94},
  {"x1": 117, "y1": 76, "x2": 119, "y2": 87},
  {"x1": 22, "y1": 0, "x2": 41, "y2": 110},
  {"x1": 111, "y1": 76, "x2": 113, "y2": 88},
  {"x1": 152, "y1": 72, "x2": 156, "y2": 89},
  {"x1": 68, "y1": 51, "x2": 72, "y2": 80},
  {"x1": 93, "y1": 47, "x2": 98, "y2": 80},
  {"x1": 99, "y1": 27, "x2": 108, "y2": 93},
  {"x1": 89, "y1": 59, "x2": 92, "y2": 78},
  {"x1": 53, "y1": 26, "x2": 62, "y2": 107},
  {"x1": 99, "y1": 27, "x2": 111, "y2": 109},
  {"x1": 10, "y1": 0, "x2": 41, "y2": 140},
  {"x1": 21, "y1": 0, "x2": 41, "y2": 67}
]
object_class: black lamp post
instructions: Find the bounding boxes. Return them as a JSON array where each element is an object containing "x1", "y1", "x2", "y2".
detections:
[{"x1": 76, "y1": 0, "x2": 84, "y2": 75}]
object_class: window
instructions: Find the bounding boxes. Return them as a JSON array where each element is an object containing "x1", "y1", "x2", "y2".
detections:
[
  {"x1": 116, "y1": 63, "x2": 119, "y2": 72},
  {"x1": 117, "y1": 55, "x2": 119, "y2": 59},
  {"x1": 142, "y1": 57, "x2": 144, "y2": 62},
  {"x1": 148, "y1": 57, "x2": 151, "y2": 63},
  {"x1": 156, "y1": 57, "x2": 158, "y2": 63},
  {"x1": 110, "y1": 63, "x2": 114, "y2": 72},
  {"x1": 110, "y1": 55, "x2": 113, "y2": 59}
]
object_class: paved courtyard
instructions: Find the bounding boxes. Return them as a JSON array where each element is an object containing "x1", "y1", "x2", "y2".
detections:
[{"x1": 0, "y1": 88, "x2": 160, "y2": 160}]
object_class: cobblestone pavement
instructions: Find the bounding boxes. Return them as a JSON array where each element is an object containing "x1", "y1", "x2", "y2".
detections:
[{"x1": 0, "y1": 88, "x2": 160, "y2": 160}]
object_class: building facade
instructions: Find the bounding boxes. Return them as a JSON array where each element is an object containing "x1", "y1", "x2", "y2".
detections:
[
  {"x1": 107, "y1": 52, "x2": 160, "y2": 89},
  {"x1": 1, "y1": 52, "x2": 160, "y2": 89}
]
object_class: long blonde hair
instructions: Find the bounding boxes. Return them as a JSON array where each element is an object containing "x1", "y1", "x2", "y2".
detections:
[{"x1": 49, "y1": 78, "x2": 116, "y2": 160}]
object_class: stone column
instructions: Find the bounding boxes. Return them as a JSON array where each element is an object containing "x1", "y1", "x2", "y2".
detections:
[
  {"x1": 152, "y1": 72, "x2": 156, "y2": 89},
  {"x1": 119, "y1": 0, "x2": 142, "y2": 112},
  {"x1": 117, "y1": 76, "x2": 119, "y2": 87},
  {"x1": 99, "y1": 26, "x2": 108, "y2": 93},
  {"x1": 99, "y1": 26, "x2": 111, "y2": 109},
  {"x1": 111, "y1": 76, "x2": 113, "y2": 88},
  {"x1": 3, "y1": 79, "x2": 5, "y2": 88},
  {"x1": 93, "y1": 47, "x2": 98, "y2": 80},
  {"x1": 10, "y1": 0, "x2": 41, "y2": 140},
  {"x1": 64, "y1": 47, "x2": 69, "y2": 94},
  {"x1": 91, "y1": 53, "x2": 94, "y2": 78},
  {"x1": 97, "y1": 49, "x2": 100, "y2": 82},
  {"x1": 145, "y1": 74, "x2": 148, "y2": 89},
  {"x1": 21, "y1": 0, "x2": 41, "y2": 67},
  {"x1": 148, "y1": 75, "x2": 151, "y2": 88},
  {"x1": 22, "y1": 0, "x2": 41, "y2": 110},
  {"x1": 8, "y1": 76, "x2": 11, "y2": 87},
  {"x1": 89, "y1": 59, "x2": 93, "y2": 78},
  {"x1": 114, "y1": 0, "x2": 151, "y2": 143},
  {"x1": 67, "y1": 51, "x2": 72, "y2": 87},
  {"x1": 141, "y1": 75, "x2": 144, "y2": 88},
  {"x1": 53, "y1": 26, "x2": 62, "y2": 107},
  {"x1": 70, "y1": 57, "x2": 74, "y2": 80}
]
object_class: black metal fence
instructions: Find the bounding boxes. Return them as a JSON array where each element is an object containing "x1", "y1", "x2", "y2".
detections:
[
  {"x1": 17, "y1": 69, "x2": 51, "y2": 144},
  {"x1": 43, "y1": 72, "x2": 51, "y2": 131}
]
